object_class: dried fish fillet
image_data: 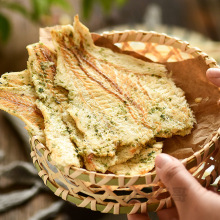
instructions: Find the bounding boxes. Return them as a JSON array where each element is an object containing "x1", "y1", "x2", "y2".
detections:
[
  {"x1": 0, "y1": 86, "x2": 45, "y2": 142},
  {"x1": 0, "y1": 69, "x2": 45, "y2": 142},
  {"x1": 49, "y1": 16, "x2": 195, "y2": 172},
  {"x1": 27, "y1": 43, "x2": 81, "y2": 168},
  {"x1": 84, "y1": 143, "x2": 144, "y2": 173},
  {"x1": 0, "y1": 16, "x2": 196, "y2": 175},
  {"x1": 137, "y1": 74, "x2": 195, "y2": 137},
  {"x1": 36, "y1": 101, "x2": 81, "y2": 168},
  {"x1": 108, "y1": 142, "x2": 163, "y2": 175},
  {"x1": 51, "y1": 18, "x2": 154, "y2": 162}
]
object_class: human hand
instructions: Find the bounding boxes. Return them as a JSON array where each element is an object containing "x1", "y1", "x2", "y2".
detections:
[
  {"x1": 206, "y1": 68, "x2": 220, "y2": 87},
  {"x1": 128, "y1": 154, "x2": 220, "y2": 220}
]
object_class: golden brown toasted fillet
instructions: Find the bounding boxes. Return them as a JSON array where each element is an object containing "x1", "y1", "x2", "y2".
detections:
[
  {"x1": 0, "y1": 86, "x2": 45, "y2": 142},
  {"x1": 27, "y1": 43, "x2": 82, "y2": 168}
]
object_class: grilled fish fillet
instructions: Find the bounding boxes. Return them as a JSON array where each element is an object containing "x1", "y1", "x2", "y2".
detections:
[
  {"x1": 49, "y1": 16, "x2": 194, "y2": 172},
  {"x1": 0, "y1": 86, "x2": 45, "y2": 142},
  {"x1": 27, "y1": 43, "x2": 82, "y2": 168},
  {"x1": 137, "y1": 74, "x2": 195, "y2": 137},
  {"x1": 108, "y1": 141, "x2": 163, "y2": 175},
  {"x1": 84, "y1": 141, "x2": 145, "y2": 173},
  {"x1": 51, "y1": 18, "x2": 155, "y2": 160}
]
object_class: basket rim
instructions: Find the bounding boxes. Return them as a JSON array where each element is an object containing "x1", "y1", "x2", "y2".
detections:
[
  {"x1": 98, "y1": 30, "x2": 219, "y2": 68},
  {"x1": 33, "y1": 158, "x2": 162, "y2": 214},
  {"x1": 31, "y1": 132, "x2": 220, "y2": 186}
]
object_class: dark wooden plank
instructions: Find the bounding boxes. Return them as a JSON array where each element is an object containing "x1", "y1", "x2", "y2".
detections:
[
  {"x1": 0, "y1": 111, "x2": 28, "y2": 162},
  {"x1": 0, "y1": 110, "x2": 59, "y2": 220}
]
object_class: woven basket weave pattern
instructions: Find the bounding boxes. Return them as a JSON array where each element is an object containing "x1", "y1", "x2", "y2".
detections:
[{"x1": 30, "y1": 30, "x2": 220, "y2": 214}]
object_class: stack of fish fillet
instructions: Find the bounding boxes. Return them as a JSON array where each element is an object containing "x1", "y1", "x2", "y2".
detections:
[{"x1": 0, "y1": 16, "x2": 195, "y2": 175}]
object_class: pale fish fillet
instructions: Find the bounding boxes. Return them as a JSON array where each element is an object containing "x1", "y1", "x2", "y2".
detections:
[
  {"x1": 51, "y1": 21, "x2": 154, "y2": 164},
  {"x1": 27, "y1": 43, "x2": 81, "y2": 168},
  {"x1": 137, "y1": 74, "x2": 195, "y2": 137},
  {"x1": 84, "y1": 142, "x2": 144, "y2": 173},
  {"x1": 0, "y1": 86, "x2": 45, "y2": 143},
  {"x1": 49, "y1": 17, "x2": 195, "y2": 173},
  {"x1": 39, "y1": 26, "x2": 62, "y2": 51},
  {"x1": 36, "y1": 101, "x2": 81, "y2": 168},
  {"x1": 70, "y1": 16, "x2": 195, "y2": 138},
  {"x1": 108, "y1": 142, "x2": 163, "y2": 175}
]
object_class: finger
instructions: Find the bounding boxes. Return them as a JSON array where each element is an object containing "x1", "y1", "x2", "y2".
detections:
[
  {"x1": 127, "y1": 213, "x2": 150, "y2": 220},
  {"x1": 155, "y1": 154, "x2": 205, "y2": 214},
  {"x1": 157, "y1": 207, "x2": 179, "y2": 220},
  {"x1": 206, "y1": 68, "x2": 220, "y2": 87}
]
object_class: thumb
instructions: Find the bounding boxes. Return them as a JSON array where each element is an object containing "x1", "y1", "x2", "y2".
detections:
[
  {"x1": 155, "y1": 154, "x2": 204, "y2": 213},
  {"x1": 206, "y1": 68, "x2": 220, "y2": 87}
]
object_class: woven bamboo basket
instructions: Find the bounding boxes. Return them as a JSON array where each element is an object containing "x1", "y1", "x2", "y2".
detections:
[{"x1": 30, "y1": 30, "x2": 220, "y2": 214}]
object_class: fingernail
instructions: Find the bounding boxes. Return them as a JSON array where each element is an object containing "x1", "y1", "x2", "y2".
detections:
[{"x1": 155, "y1": 153, "x2": 173, "y2": 169}]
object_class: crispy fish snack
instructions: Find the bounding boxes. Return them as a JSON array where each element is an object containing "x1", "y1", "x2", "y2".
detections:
[
  {"x1": 0, "y1": 69, "x2": 45, "y2": 143},
  {"x1": 0, "y1": 86, "x2": 45, "y2": 142},
  {"x1": 27, "y1": 43, "x2": 81, "y2": 168},
  {"x1": 0, "y1": 16, "x2": 196, "y2": 175},
  {"x1": 84, "y1": 142, "x2": 145, "y2": 173},
  {"x1": 51, "y1": 21, "x2": 154, "y2": 161},
  {"x1": 49, "y1": 16, "x2": 194, "y2": 172},
  {"x1": 108, "y1": 141, "x2": 163, "y2": 175}
]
